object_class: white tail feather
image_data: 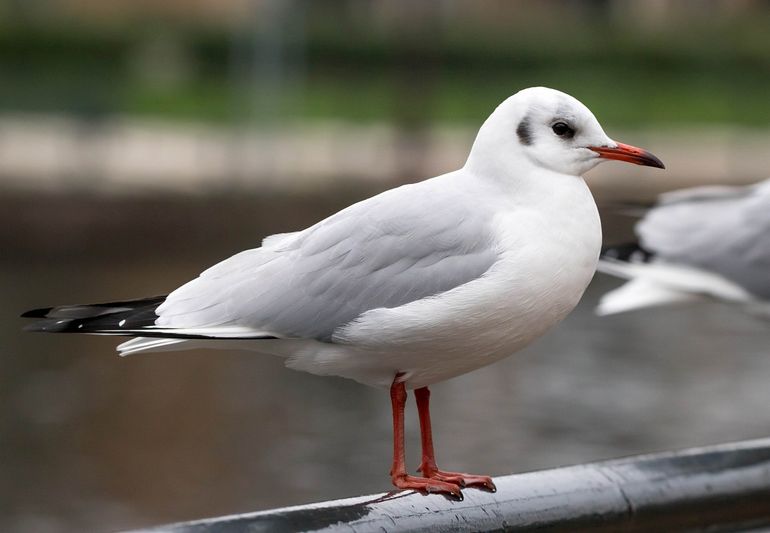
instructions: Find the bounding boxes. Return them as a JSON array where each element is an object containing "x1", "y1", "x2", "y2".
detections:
[
  {"x1": 118, "y1": 337, "x2": 280, "y2": 356},
  {"x1": 116, "y1": 326, "x2": 276, "y2": 355},
  {"x1": 118, "y1": 337, "x2": 187, "y2": 356}
]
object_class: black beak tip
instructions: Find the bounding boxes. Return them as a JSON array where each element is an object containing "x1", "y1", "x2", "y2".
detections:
[{"x1": 647, "y1": 153, "x2": 666, "y2": 170}]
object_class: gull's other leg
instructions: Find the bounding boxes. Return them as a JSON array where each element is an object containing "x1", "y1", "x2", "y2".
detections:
[
  {"x1": 389, "y1": 375, "x2": 462, "y2": 498},
  {"x1": 415, "y1": 386, "x2": 497, "y2": 492}
]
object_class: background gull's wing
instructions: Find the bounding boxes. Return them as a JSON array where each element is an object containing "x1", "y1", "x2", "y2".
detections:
[{"x1": 156, "y1": 176, "x2": 499, "y2": 340}]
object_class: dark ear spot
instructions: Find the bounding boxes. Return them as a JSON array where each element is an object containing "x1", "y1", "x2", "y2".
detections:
[{"x1": 516, "y1": 116, "x2": 533, "y2": 146}]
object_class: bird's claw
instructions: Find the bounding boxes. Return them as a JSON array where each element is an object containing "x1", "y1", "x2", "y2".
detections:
[
  {"x1": 418, "y1": 467, "x2": 496, "y2": 493},
  {"x1": 392, "y1": 473, "x2": 463, "y2": 499}
]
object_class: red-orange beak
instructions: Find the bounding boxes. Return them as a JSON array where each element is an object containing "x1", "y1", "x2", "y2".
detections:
[{"x1": 589, "y1": 142, "x2": 665, "y2": 169}]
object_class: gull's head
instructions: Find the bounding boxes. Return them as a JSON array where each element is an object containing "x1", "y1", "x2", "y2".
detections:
[{"x1": 467, "y1": 87, "x2": 664, "y2": 177}]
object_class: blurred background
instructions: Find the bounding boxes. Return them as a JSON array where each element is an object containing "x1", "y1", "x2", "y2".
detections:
[{"x1": 3, "y1": 0, "x2": 770, "y2": 531}]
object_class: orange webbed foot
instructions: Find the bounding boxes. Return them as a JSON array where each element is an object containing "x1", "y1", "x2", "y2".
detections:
[
  {"x1": 391, "y1": 473, "x2": 464, "y2": 499},
  {"x1": 418, "y1": 465, "x2": 496, "y2": 492}
]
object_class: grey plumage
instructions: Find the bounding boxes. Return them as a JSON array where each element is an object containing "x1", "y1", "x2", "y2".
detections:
[{"x1": 156, "y1": 174, "x2": 499, "y2": 340}]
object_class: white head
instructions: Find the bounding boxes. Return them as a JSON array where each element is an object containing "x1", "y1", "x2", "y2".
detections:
[{"x1": 466, "y1": 87, "x2": 664, "y2": 178}]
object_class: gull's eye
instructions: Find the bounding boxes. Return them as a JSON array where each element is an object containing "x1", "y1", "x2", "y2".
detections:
[{"x1": 552, "y1": 122, "x2": 575, "y2": 139}]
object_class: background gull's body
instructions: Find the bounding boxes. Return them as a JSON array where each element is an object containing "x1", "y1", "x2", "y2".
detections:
[{"x1": 598, "y1": 179, "x2": 770, "y2": 316}]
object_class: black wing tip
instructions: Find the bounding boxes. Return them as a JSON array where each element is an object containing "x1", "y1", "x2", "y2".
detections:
[
  {"x1": 21, "y1": 295, "x2": 280, "y2": 341},
  {"x1": 21, "y1": 306, "x2": 55, "y2": 318},
  {"x1": 22, "y1": 317, "x2": 112, "y2": 334},
  {"x1": 601, "y1": 242, "x2": 655, "y2": 263},
  {"x1": 23, "y1": 319, "x2": 75, "y2": 333},
  {"x1": 21, "y1": 295, "x2": 169, "y2": 333}
]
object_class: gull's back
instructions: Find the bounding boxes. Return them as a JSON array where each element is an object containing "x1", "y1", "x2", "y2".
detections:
[{"x1": 155, "y1": 171, "x2": 499, "y2": 341}]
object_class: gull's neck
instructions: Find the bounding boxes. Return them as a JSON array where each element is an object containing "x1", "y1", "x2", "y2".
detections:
[{"x1": 464, "y1": 146, "x2": 583, "y2": 198}]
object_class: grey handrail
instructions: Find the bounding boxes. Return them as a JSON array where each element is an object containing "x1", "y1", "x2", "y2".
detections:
[{"x1": 135, "y1": 437, "x2": 770, "y2": 532}]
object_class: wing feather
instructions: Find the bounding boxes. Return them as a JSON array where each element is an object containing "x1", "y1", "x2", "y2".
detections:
[{"x1": 156, "y1": 175, "x2": 499, "y2": 340}]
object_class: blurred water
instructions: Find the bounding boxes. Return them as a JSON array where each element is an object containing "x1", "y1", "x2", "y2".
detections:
[{"x1": 3, "y1": 196, "x2": 770, "y2": 532}]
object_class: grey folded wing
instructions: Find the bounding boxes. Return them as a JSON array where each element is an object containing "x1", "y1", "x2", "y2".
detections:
[{"x1": 156, "y1": 179, "x2": 499, "y2": 340}]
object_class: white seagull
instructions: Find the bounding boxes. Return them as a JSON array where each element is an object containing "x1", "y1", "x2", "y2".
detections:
[
  {"x1": 23, "y1": 87, "x2": 664, "y2": 498},
  {"x1": 597, "y1": 179, "x2": 770, "y2": 317}
]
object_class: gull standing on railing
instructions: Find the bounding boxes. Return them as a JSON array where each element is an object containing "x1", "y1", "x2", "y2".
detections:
[{"x1": 23, "y1": 87, "x2": 664, "y2": 498}]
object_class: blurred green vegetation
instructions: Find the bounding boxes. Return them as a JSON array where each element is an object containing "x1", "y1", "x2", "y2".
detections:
[{"x1": 1, "y1": 8, "x2": 770, "y2": 128}]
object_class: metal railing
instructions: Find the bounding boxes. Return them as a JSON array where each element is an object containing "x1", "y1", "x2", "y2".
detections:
[{"x1": 135, "y1": 437, "x2": 770, "y2": 532}]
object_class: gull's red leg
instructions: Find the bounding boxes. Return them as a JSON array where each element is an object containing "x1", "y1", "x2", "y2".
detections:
[
  {"x1": 415, "y1": 386, "x2": 496, "y2": 492},
  {"x1": 389, "y1": 375, "x2": 462, "y2": 498}
]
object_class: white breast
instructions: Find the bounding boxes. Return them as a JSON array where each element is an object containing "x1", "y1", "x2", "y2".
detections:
[{"x1": 283, "y1": 175, "x2": 602, "y2": 389}]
